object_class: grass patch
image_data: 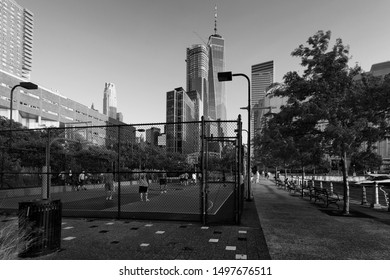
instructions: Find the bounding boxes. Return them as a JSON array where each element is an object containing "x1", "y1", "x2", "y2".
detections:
[{"x1": 0, "y1": 215, "x2": 33, "y2": 260}]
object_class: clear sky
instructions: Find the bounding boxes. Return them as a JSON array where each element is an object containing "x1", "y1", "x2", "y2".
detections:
[{"x1": 15, "y1": 0, "x2": 390, "y2": 127}]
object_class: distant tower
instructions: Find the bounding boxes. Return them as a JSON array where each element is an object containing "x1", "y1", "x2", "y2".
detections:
[
  {"x1": 186, "y1": 44, "x2": 208, "y2": 117},
  {"x1": 207, "y1": 4, "x2": 226, "y2": 133},
  {"x1": 146, "y1": 127, "x2": 161, "y2": 146},
  {"x1": 251, "y1": 61, "x2": 274, "y2": 139},
  {"x1": 0, "y1": 0, "x2": 34, "y2": 79},
  {"x1": 103, "y1": 82, "x2": 117, "y2": 119},
  {"x1": 166, "y1": 87, "x2": 196, "y2": 153}
]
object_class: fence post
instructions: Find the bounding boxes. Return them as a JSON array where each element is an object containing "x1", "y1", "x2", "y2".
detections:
[
  {"x1": 43, "y1": 128, "x2": 51, "y2": 200},
  {"x1": 361, "y1": 186, "x2": 369, "y2": 206},
  {"x1": 319, "y1": 181, "x2": 323, "y2": 189},
  {"x1": 117, "y1": 125, "x2": 121, "y2": 219},
  {"x1": 235, "y1": 114, "x2": 242, "y2": 224},
  {"x1": 200, "y1": 116, "x2": 207, "y2": 225},
  {"x1": 1, "y1": 136, "x2": 5, "y2": 189},
  {"x1": 330, "y1": 182, "x2": 334, "y2": 195},
  {"x1": 371, "y1": 182, "x2": 381, "y2": 209}
]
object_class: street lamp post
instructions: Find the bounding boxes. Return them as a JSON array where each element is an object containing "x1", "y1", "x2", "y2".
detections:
[
  {"x1": 44, "y1": 128, "x2": 88, "y2": 200},
  {"x1": 218, "y1": 71, "x2": 252, "y2": 201},
  {"x1": 4, "y1": 82, "x2": 38, "y2": 190},
  {"x1": 137, "y1": 129, "x2": 146, "y2": 169},
  {"x1": 10, "y1": 82, "x2": 38, "y2": 126}
]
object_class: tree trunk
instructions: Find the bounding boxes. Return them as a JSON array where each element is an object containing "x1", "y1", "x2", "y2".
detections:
[
  {"x1": 342, "y1": 150, "x2": 350, "y2": 215},
  {"x1": 284, "y1": 163, "x2": 287, "y2": 178},
  {"x1": 301, "y1": 165, "x2": 305, "y2": 197}
]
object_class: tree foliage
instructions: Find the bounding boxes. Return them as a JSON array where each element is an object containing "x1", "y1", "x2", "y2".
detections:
[{"x1": 256, "y1": 30, "x2": 390, "y2": 214}]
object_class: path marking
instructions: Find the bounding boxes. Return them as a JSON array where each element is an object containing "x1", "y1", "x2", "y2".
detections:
[
  {"x1": 140, "y1": 243, "x2": 150, "y2": 247},
  {"x1": 63, "y1": 226, "x2": 74, "y2": 230},
  {"x1": 238, "y1": 230, "x2": 247, "y2": 234},
  {"x1": 235, "y1": 254, "x2": 247, "y2": 259},
  {"x1": 226, "y1": 246, "x2": 236, "y2": 251},
  {"x1": 209, "y1": 238, "x2": 219, "y2": 243},
  {"x1": 155, "y1": 231, "x2": 165, "y2": 234},
  {"x1": 63, "y1": 236, "x2": 76, "y2": 241}
]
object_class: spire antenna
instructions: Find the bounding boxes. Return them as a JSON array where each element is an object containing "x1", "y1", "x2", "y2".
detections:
[{"x1": 214, "y1": 4, "x2": 218, "y2": 34}]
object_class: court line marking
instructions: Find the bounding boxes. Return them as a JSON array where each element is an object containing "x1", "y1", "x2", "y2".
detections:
[
  {"x1": 235, "y1": 254, "x2": 247, "y2": 259},
  {"x1": 63, "y1": 236, "x2": 76, "y2": 241}
]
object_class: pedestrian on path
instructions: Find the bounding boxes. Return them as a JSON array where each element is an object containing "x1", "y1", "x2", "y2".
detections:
[
  {"x1": 139, "y1": 173, "x2": 150, "y2": 201},
  {"x1": 68, "y1": 169, "x2": 76, "y2": 190},
  {"x1": 159, "y1": 172, "x2": 167, "y2": 193},
  {"x1": 192, "y1": 172, "x2": 197, "y2": 184},
  {"x1": 104, "y1": 169, "x2": 114, "y2": 200},
  {"x1": 78, "y1": 171, "x2": 87, "y2": 191}
]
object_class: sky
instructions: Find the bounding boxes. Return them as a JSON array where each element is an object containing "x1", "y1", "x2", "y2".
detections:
[{"x1": 14, "y1": 0, "x2": 390, "y2": 128}]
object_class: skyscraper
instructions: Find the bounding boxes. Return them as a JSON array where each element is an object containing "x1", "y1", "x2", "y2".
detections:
[
  {"x1": 185, "y1": 5, "x2": 226, "y2": 127},
  {"x1": 364, "y1": 61, "x2": 390, "y2": 169},
  {"x1": 103, "y1": 82, "x2": 117, "y2": 119},
  {"x1": 0, "y1": 0, "x2": 34, "y2": 79},
  {"x1": 207, "y1": 6, "x2": 226, "y2": 124},
  {"x1": 251, "y1": 61, "x2": 274, "y2": 140},
  {"x1": 166, "y1": 87, "x2": 196, "y2": 154},
  {"x1": 186, "y1": 44, "x2": 208, "y2": 118},
  {"x1": 146, "y1": 127, "x2": 161, "y2": 146}
]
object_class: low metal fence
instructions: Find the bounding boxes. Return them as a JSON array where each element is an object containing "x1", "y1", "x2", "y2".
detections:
[{"x1": 279, "y1": 175, "x2": 389, "y2": 209}]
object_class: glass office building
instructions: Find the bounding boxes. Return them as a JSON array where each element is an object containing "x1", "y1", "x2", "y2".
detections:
[
  {"x1": 186, "y1": 44, "x2": 208, "y2": 119},
  {"x1": 251, "y1": 61, "x2": 274, "y2": 140},
  {"x1": 103, "y1": 82, "x2": 118, "y2": 119},
  {"x1": 207, "y1": 33, "x2": 226, "y2": 124}
]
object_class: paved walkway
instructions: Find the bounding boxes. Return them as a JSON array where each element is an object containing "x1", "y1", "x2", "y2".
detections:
[
  {"x1": 253, "y1": 178, "x2": 390, "y2": 259},
  {"x1": 3, "y1": 177, "x2": 390, "y2": 260},
  {"x1": 22, "y1": 189, "x2": 271, "y2": 260}
]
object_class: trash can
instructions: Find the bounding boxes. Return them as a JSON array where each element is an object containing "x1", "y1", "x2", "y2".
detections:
[{"x1": 18, "y1": 199, "x2": 62, "y2": 258}]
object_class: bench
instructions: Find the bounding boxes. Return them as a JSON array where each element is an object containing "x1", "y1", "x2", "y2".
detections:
[
  {"x1": 284, "y1": 181, "x2": 310, "y2": 196},
  {"x1": 309, "y1": 187, "x2": 320, "y2": 201},
  {"x1": 311, "y1": 188, "x2": 340, "y2": 209},
  {"x1": 297, "y1": 184, "x2": 311, "y2": 197},
  {"x1": 275, "y1": 178, "x2": 286, "y2": 189},
  {"x1": 286, "y1": 181, "x2": 297, "y2": 193}
]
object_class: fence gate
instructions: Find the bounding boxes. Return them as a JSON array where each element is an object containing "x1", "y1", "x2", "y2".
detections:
[{"x1": 200, "y1": 117, "x2": 243, "y2": 225}]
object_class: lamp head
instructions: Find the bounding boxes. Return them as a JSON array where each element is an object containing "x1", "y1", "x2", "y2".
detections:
[
  {"x1": 19, "y1": 82, "x2": 38, "y2": 90},
  {"x1": 218, "y1": 71, "x2": 233, "y2": 82}
]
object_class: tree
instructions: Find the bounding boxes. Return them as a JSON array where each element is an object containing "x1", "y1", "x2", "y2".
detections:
[
  {"x1": 253, "y1": 106, "x2": 327, "y2": 185},
  {"x1": 350, "y1": 150, "x2": 382, "y2": 174},
  {"x1": 268, "y1": 30, "x2": 390, "y2": 214}
]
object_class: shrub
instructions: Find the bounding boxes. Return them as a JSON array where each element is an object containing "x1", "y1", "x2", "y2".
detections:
[{"x1": 0, "y1": 215, "x2": 33, "y2": 260}]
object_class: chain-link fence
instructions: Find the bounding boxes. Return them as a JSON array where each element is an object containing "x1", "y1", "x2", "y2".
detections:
[{"x1": 1, "y1": 118, "x2": 243, "y2": 224}]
